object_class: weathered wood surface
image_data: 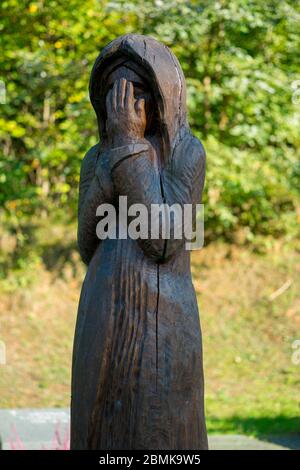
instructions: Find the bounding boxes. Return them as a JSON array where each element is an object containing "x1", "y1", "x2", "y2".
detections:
[{"x1": 71, "y1": 34, "x2": 207, "y2": 450}]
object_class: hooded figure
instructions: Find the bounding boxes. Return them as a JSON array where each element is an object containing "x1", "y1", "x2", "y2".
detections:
[{"x1": 71, "y1": 34, "x2": 207, "y2": 450}]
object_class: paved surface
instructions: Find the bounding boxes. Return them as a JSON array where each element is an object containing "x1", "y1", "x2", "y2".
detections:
[
  {"x1": 0, "y1": 408, "x2": 69, "y2": 450},
  {"x1": 0, "y1": 409, "x2": 299, "y2": 450}
]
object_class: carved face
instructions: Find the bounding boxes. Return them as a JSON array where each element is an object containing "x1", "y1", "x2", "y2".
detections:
[{"x1": 106, "y1": 65, "x2": 155, "y2": 133}]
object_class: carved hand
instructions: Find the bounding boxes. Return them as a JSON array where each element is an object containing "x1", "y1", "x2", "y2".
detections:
[{"x1": 106, "y1": 78, "x2": 146, "y2": 147}]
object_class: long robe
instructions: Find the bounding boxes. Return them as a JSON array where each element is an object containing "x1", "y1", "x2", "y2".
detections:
[{"x1": 71, "y1": 34, "x2": 208, "y2": 450}]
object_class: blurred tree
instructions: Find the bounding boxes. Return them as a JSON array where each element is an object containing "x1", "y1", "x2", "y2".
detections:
[{"x1": 0, "y1": 0, "x2": 299, "y2": 242}]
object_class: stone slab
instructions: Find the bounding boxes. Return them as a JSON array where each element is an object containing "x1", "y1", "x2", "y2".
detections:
[{"x1": 0, "y1": 409, "x2": 298, "y2": 450}]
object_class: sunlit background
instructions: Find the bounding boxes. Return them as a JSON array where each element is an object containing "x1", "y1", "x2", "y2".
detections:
[{"x1": 0, "y1": 0, "x2": 299, "y2": 443}]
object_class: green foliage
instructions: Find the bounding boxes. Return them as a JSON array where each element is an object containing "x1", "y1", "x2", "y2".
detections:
[{"x1": 1, "y1": 0, "x2": 299, "y2": 241}]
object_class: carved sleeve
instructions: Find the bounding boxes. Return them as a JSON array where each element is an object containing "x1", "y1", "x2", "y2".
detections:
[
  {"x1": 109, "y1": 135, "x2": 205, "y2": 263},
  {"x1": 162, "y1": 135, "x2": 206, "y2": 259},
  {"x1": 77, "y1": 144, "x2": 113, "y2": 265}
]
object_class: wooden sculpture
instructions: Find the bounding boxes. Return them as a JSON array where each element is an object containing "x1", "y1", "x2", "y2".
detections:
[{"x1": 71, "y1": 34, "x2": 208, "y2": 450}]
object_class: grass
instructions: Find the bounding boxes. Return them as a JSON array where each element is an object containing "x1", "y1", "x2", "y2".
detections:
[
  {"x1": 0, "y1": 221, "x2": 299, "y2": 436},
  {"x1": 193, "y1": 242, "x2": 300, "y2": 435}
]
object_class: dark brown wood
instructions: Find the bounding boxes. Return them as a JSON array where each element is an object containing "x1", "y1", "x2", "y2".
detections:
[{"x1": 71, "y1": 34, "x2": 207, "y2": 450}]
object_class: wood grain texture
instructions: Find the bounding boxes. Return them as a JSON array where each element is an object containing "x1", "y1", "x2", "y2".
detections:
[{"x1": 71, "y1": 34, "x2": 208, "y2": 450}]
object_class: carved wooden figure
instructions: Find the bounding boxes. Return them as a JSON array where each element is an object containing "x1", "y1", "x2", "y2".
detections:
[{"x1": 71, "y1": 34, "x2": 207, "y2": 450}]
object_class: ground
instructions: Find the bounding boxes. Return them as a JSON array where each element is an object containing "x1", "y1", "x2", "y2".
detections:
[{"x1": 0, "y1": 221, "x2": 299, "y2": 437}]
